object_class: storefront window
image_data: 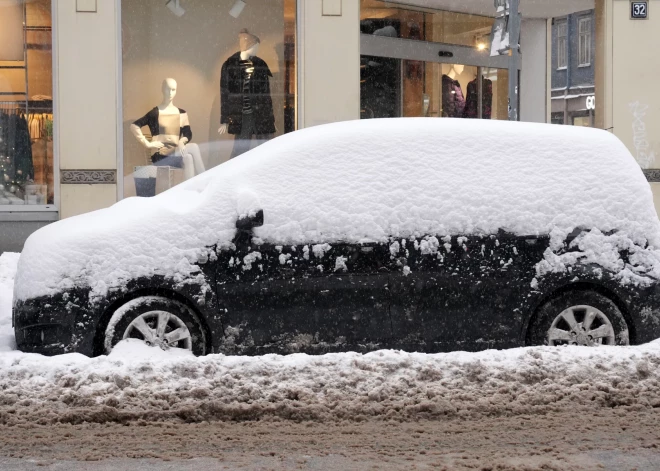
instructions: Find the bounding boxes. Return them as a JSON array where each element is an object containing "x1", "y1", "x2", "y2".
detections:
[
  {"x1": 360, "y1": 1, "x2": 507, "y2": 122},
  {"x1": 0, "y1": 0, "x2": 54, "y2": 206},
  {"x1": 361, "y1": 58, "x2": 509, "y2": 120},
  {"x1": 360, "y1": 0, "x2": 494, "y2": 49},
  {"x1": 121, "y1": 0, "x2": 296, "y2": 198}
]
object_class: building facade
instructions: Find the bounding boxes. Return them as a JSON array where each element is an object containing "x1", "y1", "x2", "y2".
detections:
[
  {"x1": 551, "y1": 9, "x2": 596, "y2": 127},
  {"x1": 0, "y1": 0, "x2": 659, "y2": 252}
]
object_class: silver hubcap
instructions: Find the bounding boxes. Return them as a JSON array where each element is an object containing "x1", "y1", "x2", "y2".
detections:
[
  {"x1": 548, "y1": 305, "x2": 616, "y2": 346},
  {"x1": 123, "y1": 310, "x2": 192, "y2": 351}
]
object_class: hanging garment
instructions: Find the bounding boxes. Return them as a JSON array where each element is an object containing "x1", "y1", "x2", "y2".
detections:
[
  {"x1": 0, "y1": 111, "x2": 34, "y2": 198},
  {"x1": 463, "y1": 77, "x2": 493, "y2": 119},
  {"x1": 220, "y1": 52, "x2": 276, "y2": 135},
  {"x1": 441, "y1": 75, "x2": 466, "y2": 118}
]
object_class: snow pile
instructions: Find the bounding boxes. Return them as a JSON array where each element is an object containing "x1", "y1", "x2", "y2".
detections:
[
  {"x1": 15, "y1": 119, "x2": 660, "y2": 302},
  {"x1": 0, "y1": 253, "x2": 19, "y2": 351},
  {"x1": 2, "y1": 342, "x2": 660, "y2": 425}
]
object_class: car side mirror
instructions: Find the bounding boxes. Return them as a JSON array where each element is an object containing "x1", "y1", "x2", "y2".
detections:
[{"x1": 236, "y1": 209, "x2": 264, "y2": 232}]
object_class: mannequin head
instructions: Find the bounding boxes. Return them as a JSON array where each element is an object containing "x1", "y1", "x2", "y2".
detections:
[
  {"x1": 239, "y1": 28, "x2": 260, "y2": 54},
  {"x1": 161, "y1": 78, "x2": 177, "y2": 104}
]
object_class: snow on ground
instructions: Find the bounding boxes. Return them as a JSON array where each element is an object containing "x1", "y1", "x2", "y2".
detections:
[
  {"x1": 0, "y1": 252, "x2": 19, "y2": 352},
  {"x1": 2, "y1": 252, "x2": 660, "y2": 425}
]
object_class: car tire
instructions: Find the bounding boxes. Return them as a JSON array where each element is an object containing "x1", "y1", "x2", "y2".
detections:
[
  {"x1": 103, "y1": 296, "x2": 207, "y2": 355},
  {"x1": 528, "y1": 290, "x2": 630, "y2": 347}
]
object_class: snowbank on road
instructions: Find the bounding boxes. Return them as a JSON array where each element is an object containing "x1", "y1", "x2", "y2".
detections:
[
  {"x1": 0, "y1": 253, "x2": 19, "y2": 352},
  {"x1": 4, "y1": 252, "x2": 660, "y2": 425},
  {"x1": 2, "y1": 340, "x2": 660, "y2": 425},
  {"x1": 15, "y1": 119, "x2": 660, "y2": 302}
]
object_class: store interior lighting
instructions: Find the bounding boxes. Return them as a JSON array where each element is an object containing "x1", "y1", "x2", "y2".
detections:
[
  {"x1": 229, "y1": 0, "x2": 246, "y2": 18},
  {"x1": 166, "y1": 0, "x2": 185, "y2": 17}
]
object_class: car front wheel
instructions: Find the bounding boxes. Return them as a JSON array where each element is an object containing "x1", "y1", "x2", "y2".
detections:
[
  {"x1": 103, "y1": 296, "x2": 207, "y2": 355},
  {"x1": 528, "y1": 290, "x2": 630, "y2": 347}
]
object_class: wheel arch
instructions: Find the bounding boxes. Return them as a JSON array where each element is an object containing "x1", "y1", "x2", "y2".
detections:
[
  {"x1": 92, "y1": 287, "x2": 214, "y2": 356},
  {"x1": 523, "y1": 281, "x2": 637, "y2": 346}
]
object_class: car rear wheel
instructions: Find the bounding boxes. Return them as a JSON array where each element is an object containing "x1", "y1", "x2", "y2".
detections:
[
  {"x1": 104, "y1": 296, "x2": 207, "y2": 355},
  {"x1": 528, "y1": 290, "x2": 630, "y2": 347}
]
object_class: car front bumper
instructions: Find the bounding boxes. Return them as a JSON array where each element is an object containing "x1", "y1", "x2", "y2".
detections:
[{"x1": 13, "y1": 293, "x2": 97, "y2": 357}]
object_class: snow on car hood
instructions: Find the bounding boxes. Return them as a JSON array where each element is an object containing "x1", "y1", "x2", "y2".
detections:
[{"x1": 14, "y1": 118, "x2": 660, "y2": 302}]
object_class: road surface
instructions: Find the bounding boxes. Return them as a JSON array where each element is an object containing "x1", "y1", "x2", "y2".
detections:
[{"x1": 0, "y1": 409, "x2": 659, "y2": 470}]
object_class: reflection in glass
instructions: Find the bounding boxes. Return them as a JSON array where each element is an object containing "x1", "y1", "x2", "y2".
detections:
[{"x1": 360, "y1": 0, "x2": 494, "y2": 49}]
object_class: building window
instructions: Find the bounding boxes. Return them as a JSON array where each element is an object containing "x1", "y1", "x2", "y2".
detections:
[
  {"x1": 551, "y1": 113, "x2": 565, "y2": 125},
  {"x1": 0, "y1": 0, "x2": 54, "y2": 207},
  {"x1": 121, "y1": 0, "x2": 297, "y2": 198},
  {"x1": 578, "y1": 17, "x2": 592, "y2": 67},
  {"x1": 556, "y1": 20, "x2": 568, "y2": 69}
]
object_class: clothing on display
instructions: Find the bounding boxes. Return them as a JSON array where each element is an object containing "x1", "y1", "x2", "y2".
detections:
[
  {"x1": 441, "y1": 74, "x2": 466, "y2": 118},
  {"x1": 220, "y1": 52, "x2": 275, "y2": 136},
  {"x1": 240, "y1": 59, "x2": 255, "y2": 114},
  {"x1": 230, "y1": 112, "x2": 271, "y2": 159},
  {"x1": 463, "y1": 77, "x2": 493, "y2": 119},
  {"x1": 131, "y1": 106, "x2": 193, "y2": 164},
  {"x1": 0, "y1": 109, "x2": 35, "y2": 204},
  {"x1": 131, "y1": 82, "x2": 206, "y2": 198}
]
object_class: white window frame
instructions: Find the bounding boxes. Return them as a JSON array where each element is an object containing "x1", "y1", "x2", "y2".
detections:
[
  {"x1": 556, "y1": 19, "x2": 568, "y2": 70},
  {"x1": 578, "y1": 16, "x2": 592, "y2": 67}
]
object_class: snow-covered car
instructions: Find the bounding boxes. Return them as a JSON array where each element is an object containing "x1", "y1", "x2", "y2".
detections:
[{"x1": 12, "y1": 118, "x2": 660, "y2": 356}]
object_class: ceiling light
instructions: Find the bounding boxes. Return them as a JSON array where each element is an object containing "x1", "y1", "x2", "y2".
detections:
[
  {"x1": 477, "y1": 43, "x2": 487, "y2": 51},
  {"x1": 229, "y1": 0, "x2": 246, "y2": 18},
  {"x1": 166, "y1": 0, "x2": 185, "y2": 17}
]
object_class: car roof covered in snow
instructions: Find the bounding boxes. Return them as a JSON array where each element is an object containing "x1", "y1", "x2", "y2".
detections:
[{"x1": 15, "y1": 118, "x2": 660, "y2": 301}]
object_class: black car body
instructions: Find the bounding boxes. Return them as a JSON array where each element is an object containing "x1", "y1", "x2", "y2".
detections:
[{"x1": 14, "y1": 227, "x2": 660, "y2": 356}]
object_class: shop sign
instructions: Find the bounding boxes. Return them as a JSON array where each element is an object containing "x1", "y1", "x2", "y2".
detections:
[
  {"x1": 631, "y1": 1, "x2": 649, "y2": 20},
  {"x1": 586, "y1": 96, "x2": 596, "y2": 110}
]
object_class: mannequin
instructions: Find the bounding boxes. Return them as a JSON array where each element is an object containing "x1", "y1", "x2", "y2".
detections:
[
  {"x1": 447, "y1": 64, "x2": 464, "y2": 80},
  {"x1": 131, "y1": 78, "x2": 205, "y2": 187},
  {"x1": 218, "y1": 29, "x2": 275, "y2": 158},
  {"x1": 442, "y1": 65, "x2": 466, "y2": 118}
]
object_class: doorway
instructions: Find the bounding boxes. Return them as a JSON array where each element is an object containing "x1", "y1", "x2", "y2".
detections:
[{"x1": 360, "y1": 3, "x2": 519, "y2": 121}]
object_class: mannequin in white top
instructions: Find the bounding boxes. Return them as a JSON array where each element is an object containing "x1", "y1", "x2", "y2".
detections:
[
  {"x1": 217, "y1": 42, "x2": 259, "y2": 135},
  {"x1": 131, "y1": 78, "x2": 205, "y2": 181}
]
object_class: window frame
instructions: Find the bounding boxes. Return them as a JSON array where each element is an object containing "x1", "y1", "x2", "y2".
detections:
[
  {"x1": 556, "y1": 19, "x2": 568, "y2": 70},
  {"x1": 578, "y1": 16, "x2": 592, "y2": 67}
]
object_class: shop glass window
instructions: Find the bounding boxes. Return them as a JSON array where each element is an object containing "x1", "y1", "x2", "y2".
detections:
[
  {"x1": 0, "y1": 0, "x2": 54, "y2": 206},
  {"x1": 361, "y1": 58, "x2": 509, "y2": 121},
  {"x1": 360, "y1": 0, "x2": 494, "y2": 49},
  {"x1": 578, "y1": 17, "x2": 592, "y2": 67},
  {"x1": 121, "y1": 0, "x2": 296, "y2": 198},
  {"x1": 557, "y1": 20, "x2": 568, "y2": 69}
]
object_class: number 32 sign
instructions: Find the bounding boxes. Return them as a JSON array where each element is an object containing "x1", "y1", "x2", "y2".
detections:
[{"x1": 631, "y1": 1, "x2": 649, "y2": 20}]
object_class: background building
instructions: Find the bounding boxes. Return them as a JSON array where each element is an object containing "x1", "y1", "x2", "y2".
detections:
[
  {"x1": 551, "y1": 9, "x2": 596, "y2": 127},
  {"x1": 0, "y1": 0, "x2": 659, "y2": 253}
]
